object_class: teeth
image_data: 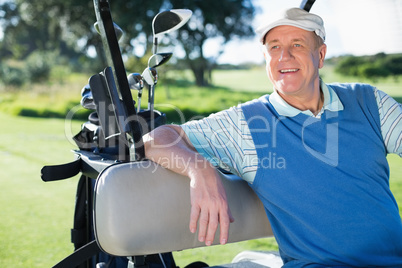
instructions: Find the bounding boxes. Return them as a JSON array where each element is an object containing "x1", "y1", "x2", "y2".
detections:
[{"x1": 280, "y1": 69, "x2": 298, "y2": 73}]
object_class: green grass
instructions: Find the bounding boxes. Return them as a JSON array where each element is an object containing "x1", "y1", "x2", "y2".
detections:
[
  {"x1": 320, "y1": 65, "x2": 402, "y2": 101},
  {"x1": 0, "y1": 67, "x2": 401, "y2": 267},
  {"x1": 1, "y1": 65, "x2": 400, "y2": 122},
  {"x1": 0, "y1": 75, "x2": 90, "y2": 119},
  {"x1": 212, "y1": 68, "x2": 273, "y2": 92},
  {"x1": 0, "y1": 113, "x2": 82, "y2": 267}
]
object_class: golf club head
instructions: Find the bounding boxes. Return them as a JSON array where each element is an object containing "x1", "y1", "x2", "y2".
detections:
[
  {"x1": 81, "y1": 83, "x2": 91, "y2": 96},
  {"x1": 127, "y1": 73, "x2": 144, "y2": 91},
  {"x1": 80, "y1": 84, "x2": 96, "y2": 110},
  {"x1": 152, "y1": 9, "x2": 192, "y2": 53},
  {"x1": 142, "y1": 68, "x2": 158, "y2": 86},
  {"x1": 148, "y1": 53, "x2": 173, "y2": 68},
  {"x1": 94, "y1": 21, "x2": 124, "y2": 41},
  {"x1": 152, "y1": 9, "x2": 192, "y2": 37}
]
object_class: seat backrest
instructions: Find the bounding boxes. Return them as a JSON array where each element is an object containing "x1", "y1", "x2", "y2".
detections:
[{"x1": 93, "y1": 161, "x2": 273, "y2": 256}]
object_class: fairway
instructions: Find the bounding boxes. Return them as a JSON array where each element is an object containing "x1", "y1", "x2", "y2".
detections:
[{"x1": 0, "y1": 114, "x2": 82, "y2": 267}]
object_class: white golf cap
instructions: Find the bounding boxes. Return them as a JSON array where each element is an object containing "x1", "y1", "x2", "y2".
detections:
[{"x1": 256, "y1": 8, "x2": 326, "y2": 44}]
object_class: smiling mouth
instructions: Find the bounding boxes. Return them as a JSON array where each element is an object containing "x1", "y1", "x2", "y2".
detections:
[{"x1": 280, "y1": 69, "x2": 299, "y2": 73}]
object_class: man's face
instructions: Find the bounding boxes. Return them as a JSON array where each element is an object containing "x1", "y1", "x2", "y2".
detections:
[{"x1": 263, "y1": 25, "x2": 326, "y2": 97}]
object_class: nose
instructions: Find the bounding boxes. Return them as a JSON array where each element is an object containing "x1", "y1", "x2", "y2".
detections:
[{"x1": 279, "y1": 48, "x2": 293, "y2": 62}]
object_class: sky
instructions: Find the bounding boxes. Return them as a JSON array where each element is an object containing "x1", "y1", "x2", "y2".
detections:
[
  {"x1": 1, "y1": 0, "x2": 401, "y2": 65},
  {"x1": 213, "y1": 0, "x2": 402, "y2": 64}
]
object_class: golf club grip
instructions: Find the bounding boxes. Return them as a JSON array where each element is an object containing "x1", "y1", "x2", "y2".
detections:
[{"x1": 300, "y1": 0, "x2": 316, "y2": 12}]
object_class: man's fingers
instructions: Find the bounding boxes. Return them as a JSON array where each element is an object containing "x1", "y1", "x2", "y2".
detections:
[
  {"x1": 197, "y1": 208, "x2": 209, "y2": 243},
  {"x1": 206, "y1": 213, "x2": 218, "y2": 246},
  {"x1": 189, "y1": 205, "x2": 200, "y2": 234},
  {"x1": 190, "y1": 204, "x2": 233, "y2": 246},
  {"x1": 188, "y1": 171, "x2": 233, "y2": 246},
  {"x1": 229, "y1": 210, "x2": 235, "y2": 223},
  {"x1": 219, "y1": 208, "x2": 233, "y2": 245}
]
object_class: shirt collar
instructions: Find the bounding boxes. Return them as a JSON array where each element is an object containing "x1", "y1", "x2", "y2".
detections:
[{"x1": 268, "y1": 80, "x2": 344, "y2": 117}]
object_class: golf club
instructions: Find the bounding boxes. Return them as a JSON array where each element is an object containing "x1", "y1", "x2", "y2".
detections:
[
  {"x1": 141, "y1": 67, "x2": 158, "y2": 113},
  {"x1": 148, "y1": 53, "x2": 173, "y2": 68},
  {"x1": 80, "y1": 84, "x2": 96, "y2": 110},
  {"x1": 152, "y1": 9, "x2": 192, "y2": 54},
  {"x1": 144, "y1": 53, "x2": 173, "y2": 114},
  {"x1": 127, "y1": 73, "x2": 144, "y2": 113}
]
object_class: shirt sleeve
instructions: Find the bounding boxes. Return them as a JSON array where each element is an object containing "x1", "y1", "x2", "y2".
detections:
[
  {"x1": 181, "y1": 106, "x2": 257, "y2": 181},
  {"x1": 374, "y1": 88, "x2": 402, "y2": 157}
]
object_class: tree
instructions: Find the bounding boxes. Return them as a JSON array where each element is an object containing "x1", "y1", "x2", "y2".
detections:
[
  {"x1": 0, "y1": 0, "x2": 256, "y2": 85},
  {"x1": 334, "y1": 55, "x2": 365, "y2": 77},
  {"x1": 334, "y1": 53, "x2": 402, "y2": 82},
  {"x1": 0, "y1": 0, "x2": 163, "y2": 68},
  {"x1": 0, "y1": 1, "x2": 40, "y2": 59},
  {"x1": 384, "y1": 54, "x2": 402, "y2": 77},
  {"x1": 358, "y1": 63, "x2": 390, "y2": 83},
  {"x1": 167, "y1": 0, "x2": 256, "y2": 86},
  {"x1": 0, "y1": 1, "x2": 89, "y2": 60}
]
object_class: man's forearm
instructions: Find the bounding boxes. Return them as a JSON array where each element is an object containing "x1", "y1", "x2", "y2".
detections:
[{"x1": 143, "y1": 124, "x2": 201, "y2": 176}]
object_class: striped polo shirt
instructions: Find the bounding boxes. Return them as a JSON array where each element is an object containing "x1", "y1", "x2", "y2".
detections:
[{"x1": 182, "y1": 80, "x2": 402, "y2": 184}]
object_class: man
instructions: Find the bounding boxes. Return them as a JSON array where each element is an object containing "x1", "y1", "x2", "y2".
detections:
[{"x1": 143, "y1": 8, "x2": 402, "y2": 267}]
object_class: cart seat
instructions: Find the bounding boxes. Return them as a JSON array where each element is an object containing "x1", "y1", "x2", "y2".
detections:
[{"x1": 93, "y1": 161, "x2": 273, "y2": 257}]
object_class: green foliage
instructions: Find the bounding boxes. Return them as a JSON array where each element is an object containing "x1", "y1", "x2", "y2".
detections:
[
  {"x1": 0, "y1": 52, "x2": 68, "y2": 88},
  {"x1": 25, "y1": 51, "x2": 56, "y2": 83},
  {"x1": 168, "y1": 0, "x2": 256, "y2": 86},
  {"x1": 0, "y1": 91, "x2": 90, "y2": 121},
  {"x1": 1, "y1": 67, "x2": 400, "y2": 123},
  {"x1": 334, "y1": 55, "x2": 366, "y2": 77},
  {"x1": 0, "y1": 63, "x2": 27, "y2": 87},
  {"x1": 383, "y1": 54, "x2": 402, "y2": 76},
  {"x1": 358, "y1": 63, "x2": 390, "y2": 82},
  {"x1": 125, "y1": 53, "x2": 152, "y2": 74},
  {"x1": 334, "y1": 53, "x2": 402, "y2": 82},
  {"x1": 0, "y1": 0, "x2": 256, "y2": 86}
]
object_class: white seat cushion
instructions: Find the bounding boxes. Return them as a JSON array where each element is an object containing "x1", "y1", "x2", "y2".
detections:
[{"x1": 94, "y1": 161, "x2": 273, "y2": 256}]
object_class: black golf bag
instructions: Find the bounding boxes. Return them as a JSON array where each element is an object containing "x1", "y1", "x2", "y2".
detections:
[{"x1": 70, "y1": 108, "x2": 173, "y2": 268}]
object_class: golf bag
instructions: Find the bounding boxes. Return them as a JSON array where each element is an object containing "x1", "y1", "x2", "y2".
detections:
[
  {"x1": 72, "y1": 164, "x2": 176, "y2": 268},
  {"x1": 40, "y1": 0, "x2": 194, "y2": 266},
  {"x1": 73, "y1": 178, "x2": 176, "y2": 268}
]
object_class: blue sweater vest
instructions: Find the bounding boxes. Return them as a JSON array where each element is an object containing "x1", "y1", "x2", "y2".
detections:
[{"x1": 241, "y1": 83, "x2": 402, "y2": 267}]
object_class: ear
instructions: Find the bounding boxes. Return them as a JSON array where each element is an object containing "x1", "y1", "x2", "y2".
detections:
[
  {"x1": 318, "y1": 43, "x2": 327, "y2": 69},
  {"x1": 262, "y1": 46, "x2": 268, "y2": 61}
]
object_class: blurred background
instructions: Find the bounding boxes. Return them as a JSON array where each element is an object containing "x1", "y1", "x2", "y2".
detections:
[{"x1": 0, "y1": 0, "x2": 401, "y2": 267}]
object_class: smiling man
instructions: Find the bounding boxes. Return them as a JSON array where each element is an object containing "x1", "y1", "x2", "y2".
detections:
[
  {"x1": 264, "y1": 26, "x2": 326, "y2": 116},
  {"x1": 143, "y1": 7, "x2": 402, "y2": 267}
]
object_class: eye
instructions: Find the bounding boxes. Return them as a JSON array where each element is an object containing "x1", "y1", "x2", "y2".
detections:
[{"x1": 294, "y1": 43, "x2": 302, "y2": 48}]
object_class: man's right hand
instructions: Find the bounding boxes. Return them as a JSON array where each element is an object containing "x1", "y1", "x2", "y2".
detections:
[
  {"x1": 144, "y1": 125, "x2": 234, "y2": 246},
  {"x1": 188, "y1": 163, "x2": 234, "y2": 246}
]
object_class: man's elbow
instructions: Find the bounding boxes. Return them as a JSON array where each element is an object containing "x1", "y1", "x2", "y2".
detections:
[{"x1": 143, "y1": 124, "x2": 183, "y2": 157}]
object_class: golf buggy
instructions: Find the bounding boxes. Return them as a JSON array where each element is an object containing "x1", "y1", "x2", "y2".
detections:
[{"x1": 41, "y1": 0, "x2": 317, "y2": 267}]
